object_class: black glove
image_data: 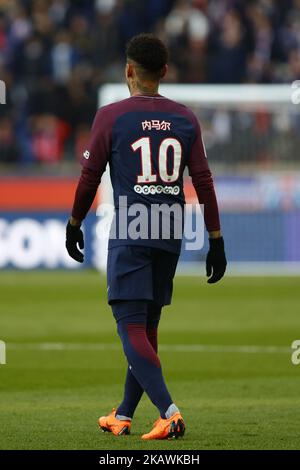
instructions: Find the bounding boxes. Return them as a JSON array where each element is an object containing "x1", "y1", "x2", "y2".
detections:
[
  {"x1": 66, "y1": 221, "x2": 84, "y2": 263},
  {"x1": 206, "y1": 236, "x2": 227, "y2": 284}
]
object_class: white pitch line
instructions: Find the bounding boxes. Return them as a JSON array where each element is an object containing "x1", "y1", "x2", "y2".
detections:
[{"x1": 7, "y1": 343, "x2": 291, "y2": 354}]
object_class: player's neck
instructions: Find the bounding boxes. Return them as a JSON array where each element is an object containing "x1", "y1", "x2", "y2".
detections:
[{"x1": 130, "y1": 82, "x2": 160, "y2": 97}]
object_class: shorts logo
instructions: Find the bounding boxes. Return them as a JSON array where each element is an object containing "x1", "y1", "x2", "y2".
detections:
[
  {"x1": 83, "y1": 150, "x2": 90, "y2": 160},
  {"x1": 134, "y1": 185, "x2": 180, "y2": 195}
]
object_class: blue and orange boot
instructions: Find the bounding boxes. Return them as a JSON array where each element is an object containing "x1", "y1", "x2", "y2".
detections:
[
  {"x1": 141, "y1": 412, "x2": 185, "y2": 440},
  {"x1": 98, "y1": 408, "x2": 131, "y2": 436}
]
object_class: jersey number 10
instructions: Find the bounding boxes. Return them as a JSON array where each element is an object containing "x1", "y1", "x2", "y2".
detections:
[{"x1": 131, "y1": 137, "x2": 182, "y2": 184}]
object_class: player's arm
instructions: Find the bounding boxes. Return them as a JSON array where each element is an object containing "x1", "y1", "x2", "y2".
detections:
[
  {"x1": 66, "y1": 109, "x2": 111, "y2": 263},
  {"x1": 187, "y1": 115, "x2": 227, "y2": 283}
]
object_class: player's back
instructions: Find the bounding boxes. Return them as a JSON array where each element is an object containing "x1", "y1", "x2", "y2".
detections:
[
  {"x1": 83, "y1": 93, "x2": 208, "y2": 253},
  {"x1": 105, "y1": 94, "x2": 199, "y2": 209}
]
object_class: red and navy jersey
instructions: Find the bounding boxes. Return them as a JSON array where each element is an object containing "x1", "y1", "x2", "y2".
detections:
[{"x1": 72, "y1": 94, "x2": 220, "y2": 253}]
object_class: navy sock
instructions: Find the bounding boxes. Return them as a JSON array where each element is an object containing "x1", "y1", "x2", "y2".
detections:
[
  {"x1": 113, "y1": 302, "x2": 172, "y2": 418},
  {"x1": 116, "y1": 313, "x2": 160, "y2": 418}
]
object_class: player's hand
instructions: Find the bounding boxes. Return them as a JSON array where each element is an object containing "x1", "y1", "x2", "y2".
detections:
[
  {"x1": 65, "y1": 221, "x2": 84, "y2": 263},
  {"x1": 206, "y1": 236, "x2": 227, "y2": 284}
]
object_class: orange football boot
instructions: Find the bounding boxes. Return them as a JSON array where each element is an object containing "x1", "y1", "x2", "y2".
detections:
[
  {"x1": 98, "y1": 408, "x2": 131, "y2": 436},
  {"x1": 141, "y1": 412, "x2": 185, "y2": 440}
]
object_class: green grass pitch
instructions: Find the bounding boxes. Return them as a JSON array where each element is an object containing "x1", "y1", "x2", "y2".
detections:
[{"x1": 0, "y1": 271, "x2": 300, "y2": 450}]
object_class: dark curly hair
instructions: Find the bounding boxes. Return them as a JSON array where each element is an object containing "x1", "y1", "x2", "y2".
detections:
[{"x1": 126, "y1": 33, "x2": 168, "y2": 80}]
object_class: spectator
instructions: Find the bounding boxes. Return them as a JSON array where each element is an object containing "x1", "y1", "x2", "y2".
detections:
[
  {"x1": 0, "y1": 116, "x2": 21, "y2": 163},
  {"x1": 0, "y1": 0, "x2": 299, "y2": 166},
  {"x1": 51, "y1": 29, "x2": 78, "y2": 84},
  {"x1": 30, "y1": 113, "x2": 70, "y2": 163},
  {"x1": 208, "y1": 9, "x2": 247, "y2": 83}
]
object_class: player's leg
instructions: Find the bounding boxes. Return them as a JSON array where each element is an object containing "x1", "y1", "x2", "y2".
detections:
[
  {"x1": 114, "y1": 300, "x2": 184, "y2": 440},
  {"x1": 99, "y1": 246, "x2": 159, "y2": 435},
  {"x1": 100, "y1": 246, "x2": 184, "y2": 439},
  {"x1": 141, "y1": 248, "x2": 185, "y2": 440},
  {"x1": 103, "y1": 246, "x2": 156, "y2": 425},
  {"x1": 98, "y1": 300, "x2": 147, "y2": 436},
  {"x1": 113, "y1": 300, "x2": 177, "y2": 418},
  {"x1": 146, "y1": 301, "x2": 161, "y2": 354},
  {"x1": 98, "y1": 301, "x2": 172, "y2": 437},
  {"x1": 115, "y1": 302, "x2": 161, "y2": 420}
]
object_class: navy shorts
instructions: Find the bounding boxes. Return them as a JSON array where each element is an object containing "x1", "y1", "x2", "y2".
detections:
[{"x1": 107, "y1": 246, "x2": 179, "y2": 306}]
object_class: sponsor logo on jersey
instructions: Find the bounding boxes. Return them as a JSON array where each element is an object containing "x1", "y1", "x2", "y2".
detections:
[
  {"x1": 134, "y1": 185, "x2": 180, "y2": 195},
  {"x1": 83, "y1": 150, "x2": 90, "y2": 159}
]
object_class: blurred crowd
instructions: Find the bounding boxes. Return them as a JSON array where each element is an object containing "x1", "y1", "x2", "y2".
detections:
[{"x1": 0, "y1": 0, "x2": 300, "y2": 165}]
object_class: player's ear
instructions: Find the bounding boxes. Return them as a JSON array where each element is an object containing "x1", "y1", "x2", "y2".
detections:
[
  {"x1": 160, "y1": 64, "x2": 168, "y2": 79},
  {"x1": 126, "y1": 62, "x2": 134, "y2": 79}
]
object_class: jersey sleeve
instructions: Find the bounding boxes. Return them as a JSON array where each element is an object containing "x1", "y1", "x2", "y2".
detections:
[
  {"x1": 187, "y1": 114, "x2": 221, "y2": 232},
  {"x1": 81, "y1": 107, "x2": 112, "y2": 173},
  {"x1": 71, "y1": 107, "x2": 113, "y2": 222}
]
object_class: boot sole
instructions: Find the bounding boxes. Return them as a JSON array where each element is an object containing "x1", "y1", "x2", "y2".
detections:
[
  {"x1": 167, "y1": 418, "x2": 185, "y2": 439},
  {"x1": 99, "y1": 424, "x2": 130, "y2": 436}
]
